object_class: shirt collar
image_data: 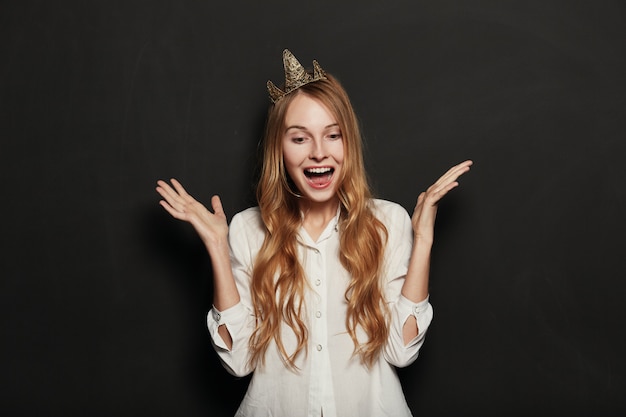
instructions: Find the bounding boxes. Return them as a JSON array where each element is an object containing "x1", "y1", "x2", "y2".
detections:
[{"x1": 297, "y1": 204, "x2": 341, "y2": 247}]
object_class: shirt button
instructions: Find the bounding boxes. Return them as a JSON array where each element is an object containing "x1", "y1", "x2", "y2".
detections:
[
  {"x1": 315, "y1": 311, "x2": 322, "y2": 318},
  {"x1": 316, "y1": 344, "x2": 323, "y2": 351},
  {"x1": 315, "y1": 279, "x2": 321, "y2": 286},
  {"x1": 413, "y1": 306, "x2": 420, "y2": 315},
  {"x1": 213, "y1": 311, "x2": 221, "y2": 321},
  {"x1": 313, "y1": 248, "x2": 320, "y2": 254}
]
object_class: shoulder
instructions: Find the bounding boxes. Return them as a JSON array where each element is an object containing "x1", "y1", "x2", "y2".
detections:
[
  {"x1": 229, "y1": 207, "x2": 265, "y2": 239},
  {"x1": 231, "y1": 206, "x2": 262, "y2": 224},
  {"x1": 369, "y1": 198, "x2": 410, "y2": 223},
  {"x1": 369, "y1": 199, "x2": 413, "y2": 239}
]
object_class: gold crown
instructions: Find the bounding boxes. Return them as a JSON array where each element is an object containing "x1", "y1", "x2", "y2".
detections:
[{"x1": 267, "y1": 49, "x2": 327, "y2": 103}]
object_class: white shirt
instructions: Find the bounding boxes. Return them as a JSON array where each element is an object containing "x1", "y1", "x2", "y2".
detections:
[{"x1": 207, "y1": 199, "x2": 433, "y2": 417}]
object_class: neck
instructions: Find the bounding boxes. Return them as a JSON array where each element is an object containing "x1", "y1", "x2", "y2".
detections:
[{"x1": 298, "y1": 198, "x2": 340, "y2": 241}]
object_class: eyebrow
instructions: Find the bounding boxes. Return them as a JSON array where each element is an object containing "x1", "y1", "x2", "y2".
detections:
[{"x1": 284, "y1": 123, "x2": 340, "y2": 133}]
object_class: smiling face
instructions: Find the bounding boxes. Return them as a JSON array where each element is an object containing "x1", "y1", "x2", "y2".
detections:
[{"x1": 282, "y1": 92, "x2": 344, "y2": 210}]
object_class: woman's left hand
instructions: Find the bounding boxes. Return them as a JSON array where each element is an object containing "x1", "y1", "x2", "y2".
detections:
[{"x1": 412, "y1": 160, "x2": 473, "y2": 244}]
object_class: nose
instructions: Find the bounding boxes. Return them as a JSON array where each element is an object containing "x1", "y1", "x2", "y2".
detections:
[{"x1": 310, "y1": 138, "x2": 327, "y2": 161}]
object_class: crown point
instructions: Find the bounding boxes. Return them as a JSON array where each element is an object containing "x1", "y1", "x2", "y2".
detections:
[
  {"x1": 313, "y1": 60, "x2": 325, "y2": 79},
  {"x1": 266, "y1": 80, "x2": 284, "y2": 103},
  {"x1": 267, "y1": 49, "x2": 327, "y2": 102}
]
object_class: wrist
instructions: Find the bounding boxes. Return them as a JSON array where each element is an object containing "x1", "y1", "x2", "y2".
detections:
[
  {"x1": 203, "y1": 233, "x2": 229, "y2": 253},
  {"x1": 412, "y1": 235, "x2": 433, "y2": 251}
]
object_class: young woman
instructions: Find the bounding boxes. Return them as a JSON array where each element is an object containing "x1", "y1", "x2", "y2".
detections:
[{"x1": 156, "y1": 49, "x2": 472, "y2": 417}]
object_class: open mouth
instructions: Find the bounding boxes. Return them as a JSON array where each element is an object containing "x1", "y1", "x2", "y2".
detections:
[{"x1": 304, "y1": 167, "x2": 334, "y2": 187}]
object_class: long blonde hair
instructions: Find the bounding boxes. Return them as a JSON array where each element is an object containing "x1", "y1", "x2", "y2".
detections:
[{"x1": 250, "y1": 74, "x2": 389, "y2": 369}]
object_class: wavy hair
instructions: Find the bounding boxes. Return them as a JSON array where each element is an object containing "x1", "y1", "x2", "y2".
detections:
[{"x1": 249, "y1": 74, "x2": 389, "y2": 369}]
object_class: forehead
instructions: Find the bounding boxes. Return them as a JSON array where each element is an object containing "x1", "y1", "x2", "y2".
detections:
[{"x1": 284, "y1": 93, "x2": 337, "y2": 128}]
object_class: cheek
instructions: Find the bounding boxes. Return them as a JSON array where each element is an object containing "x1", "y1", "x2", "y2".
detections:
[
  {"x1": 333, "y1": 141, "x2": 345, "y2": 164},
  {"x1": 281, "y1": 144, "x2": 305, "y2": 173}
]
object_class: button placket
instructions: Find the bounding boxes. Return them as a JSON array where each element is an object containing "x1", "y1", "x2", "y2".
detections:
[{"x1": 310, "y1": 243, "x2": 326, "y2": 354}]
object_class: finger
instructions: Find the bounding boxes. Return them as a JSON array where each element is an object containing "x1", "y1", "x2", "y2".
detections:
[
  {"x1": 156, "y1": 184, "x2": 177, "y2": 206},
  {"x1": 446, "y1": 160, "x2": 473, "y2": 181},
  {"x1": 156, "y1": 179, "x2": 176, "y2": 196},
  {"x1": 157, "y1": 179, "x2": 200, "y2": 213},
  {"x1": 446, "y1": 160, "x2": 473, "y2": 174},
  {"x1": 211, "y1": 195, "x2": 225, "y2": 218},
  {"x1": 170, "y1": 178, "x2": 190, "y2": 198},
  {"x1": 449, "y1": 162, "x2": 472, "y2": 183},
  {"x1": 156, "y1": 182, "x2": 187, "y2": 210},
  {"x1": 414, "y1": 192, "x2": 425, "y2": 212},
  {"x1": 436, "y1": 161, "x2": 472, "y2": 186},
  {"x1": 156, "y1": 179, "x2": 184, "y2": 201},
  {"x1": 429, "y1": 163, "x2": 471, "y2": 194},
  {"x1": 439, "y1": 160, "x2": 472, "y2": 180},
  {"x1": 159, "y1": 200, "x2": 187, "y2": 220},
  {"x1": 435, "y1": 177, "x2": 461, "y2": 194},
  {"x1": 424, "y1": 181, "x2": 460, "y2": 207},
  {"x1": 436, "y1": 181, "x2": 459, "y2": 198},
  {"x1": 455, "y1": 159, "x2": 473, "y2": 169}
]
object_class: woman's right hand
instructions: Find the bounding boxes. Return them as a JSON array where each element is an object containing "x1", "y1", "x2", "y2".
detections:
[{"x1": 156, "y1": 179, "x2": 229, "y2": 251}]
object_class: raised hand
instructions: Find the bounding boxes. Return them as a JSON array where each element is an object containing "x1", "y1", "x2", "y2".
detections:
[
  {"x1": 156, "y1": 178, "x2": 228, "y2": 250},
  {"x1": 156, "y1": 179, "x2": 240, "y2": 327},
  {"x1": 412, "y1": 160, "x2": 473, "y2": 244}
]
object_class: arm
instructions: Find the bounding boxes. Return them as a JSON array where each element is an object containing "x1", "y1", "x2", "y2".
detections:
[
  {"x1": 156, "y1": 178, "x2": 240, "y2": 348},
  {"x1": 401, "y1": 160, "x2": 473, "y2": 344}
]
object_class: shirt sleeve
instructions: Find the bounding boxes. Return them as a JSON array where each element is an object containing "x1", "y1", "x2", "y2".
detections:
[
  {"x1": 378, "y1": 201, "x2": 434, "y2": 368},
  {"x1": 206, "y1": 210, "x2": 259, "y2": 377}
]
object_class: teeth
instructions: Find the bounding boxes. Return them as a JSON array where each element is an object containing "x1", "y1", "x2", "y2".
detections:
[{"x1": 306, "y1": 167, "x2": 332, "y2": 174}]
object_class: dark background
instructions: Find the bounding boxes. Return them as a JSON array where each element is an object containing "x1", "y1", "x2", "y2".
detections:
[{"x1": 2, "y1": 0, "x2": 625, "y2": 416}]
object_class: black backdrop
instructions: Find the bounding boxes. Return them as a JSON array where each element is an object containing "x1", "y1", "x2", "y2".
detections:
[{"x1": 2, "y1": 1, "x2": 625, "y2": 416}]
